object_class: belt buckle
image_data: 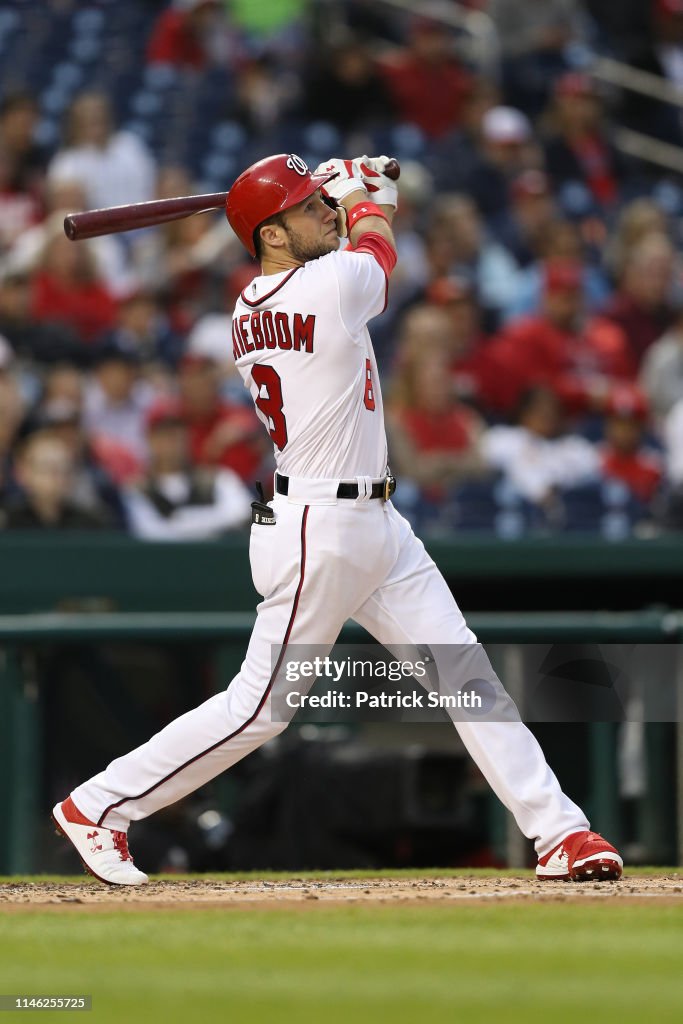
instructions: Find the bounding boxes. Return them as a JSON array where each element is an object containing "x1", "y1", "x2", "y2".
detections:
[{"x1": 383, "y1": 474, "x2": 396, "y2": 502}]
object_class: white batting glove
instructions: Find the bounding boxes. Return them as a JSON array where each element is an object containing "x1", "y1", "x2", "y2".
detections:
[
  {"x1": 354, "y1": 155, "x2": 398, "y2": 208},
  {"x1": 314, "y1": 158, "x2": 366, "y2": 203}
]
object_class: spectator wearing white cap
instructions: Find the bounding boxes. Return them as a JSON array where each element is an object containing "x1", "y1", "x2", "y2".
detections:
[
  {"x1": 483, "y1": 106, "x2": 533, "y2": 146},
  {"x1": 461, "y1": 106, "x2": 541, "y2": 221}
]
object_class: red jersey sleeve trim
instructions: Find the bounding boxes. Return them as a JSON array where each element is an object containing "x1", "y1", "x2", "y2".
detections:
[{"x1": 351, "y1": 232, "x2": 397, "y2": 313}]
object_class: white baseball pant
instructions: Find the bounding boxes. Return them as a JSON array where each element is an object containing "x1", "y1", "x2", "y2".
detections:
[{"x1": 72, "y1": 482, "x2": 589, "y2": 855}]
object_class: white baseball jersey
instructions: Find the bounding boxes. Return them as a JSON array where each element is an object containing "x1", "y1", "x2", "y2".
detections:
[{"x1": 231, "y1": 250, "x2": 388, "y2": 479}]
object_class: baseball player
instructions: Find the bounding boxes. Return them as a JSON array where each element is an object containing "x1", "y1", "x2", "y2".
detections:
[{"x1": 53, "y1": 154, "x2": 623, "y2": 885}]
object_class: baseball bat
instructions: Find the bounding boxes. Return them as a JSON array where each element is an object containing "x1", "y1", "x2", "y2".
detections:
[
  {"x1": 63, "y1": 192, "x2": 228, "y2": 241},
  {"x1": 63, "y1": 160, "x2": 401, "y2": 241}
]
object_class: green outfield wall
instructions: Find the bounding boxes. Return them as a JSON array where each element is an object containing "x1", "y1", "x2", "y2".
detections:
[{"x1": 1, "y1": 533, "x2": 681, "y2": 873}]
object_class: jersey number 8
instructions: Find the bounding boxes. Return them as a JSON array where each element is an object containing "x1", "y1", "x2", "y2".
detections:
[
  {"x1": 252, "y1": 364, "x2": 288, "y2": 449},
  {"x1": 252, "y1": 359, "x2": 377, "y2": 452}
]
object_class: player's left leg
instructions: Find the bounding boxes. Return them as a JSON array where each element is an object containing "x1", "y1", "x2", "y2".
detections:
[
  {"x1": 54, "y1": 495, "x2": 400, "y2": 883},
  {"x1": 352, "y1": 504, "x2": 622, "y2": 879}
]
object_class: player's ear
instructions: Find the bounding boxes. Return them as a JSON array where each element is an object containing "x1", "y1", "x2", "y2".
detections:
[{"x1": 259, "y1": 222, "x2": 286, "y2": 251}]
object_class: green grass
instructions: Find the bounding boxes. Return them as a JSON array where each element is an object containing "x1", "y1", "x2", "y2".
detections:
[{"x1": 1, "y1": 901, "x2": 682, "y2": 1024}]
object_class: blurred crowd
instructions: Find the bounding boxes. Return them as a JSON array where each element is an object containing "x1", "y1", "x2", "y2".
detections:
[{"x1": 3, "y1": 0, "x2": 683, "y2": 538}]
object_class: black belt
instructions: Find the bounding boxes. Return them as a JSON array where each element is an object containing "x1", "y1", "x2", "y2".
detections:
[{"x1": 276, "y1": 473, "x2": 396, "y2": 501}]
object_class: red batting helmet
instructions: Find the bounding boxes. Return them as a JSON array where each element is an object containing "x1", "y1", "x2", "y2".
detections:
[{"x1": 225, "y1": 154, "x2": 336, "y2": 258}]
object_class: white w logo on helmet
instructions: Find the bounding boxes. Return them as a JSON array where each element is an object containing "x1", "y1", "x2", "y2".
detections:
[{"x1": 286, "y1": 154, "x2": 309, "y2": 176}]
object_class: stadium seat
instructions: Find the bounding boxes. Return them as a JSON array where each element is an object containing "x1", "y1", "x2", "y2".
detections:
[
  {"x1": 143, "y1": 63, "x2": 180, "y2": 91},
  {"x1": 51, "y1": 62, "x2": 84, "y2": 91},
  {"x1": 211, "y1": 121, "x2": 248, "y2": 154},
  {"x1": 302, "y1": 121, "x2": 342, "y2": 160},
  {"x1": 69, "y1": 37, "x2": 103, "y2": 64},
  {"x1": 130, "y1": 90, "x2": 164, "y2": 118},
  {"x1": 202, "y1": 153, "x2": 238, "y2": 185},
  {"x1": 557, "y1": 481, "x2": 606, "y2": 532},
  {"x1": 41, "y1": 87, "x2": 71, "y2": 117},
  {"x1": 72, "y1": 8, "x2": 105, "y2": 35}
]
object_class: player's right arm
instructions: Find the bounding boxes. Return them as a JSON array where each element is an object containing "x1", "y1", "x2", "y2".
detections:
[
  {"x1": 314, "y1": 157, "x2": 398, "y2": 329},
  {"x1": 339, "y1": 187, "x2": 396, "y2": 248},
  {"x1": 315, "y1": 157, "x2": 397, "y2": 253},
  {"x1": 343, "y1": 155, "x2": 398, "y2": 243}
]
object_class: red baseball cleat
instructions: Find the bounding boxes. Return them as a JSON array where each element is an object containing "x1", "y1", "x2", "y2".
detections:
[
  {"x1": 52, "y1": 796, "x2": 148, "y2": 886},
  {"x1": 536, "y1": 830, "x2": 623, "y2": 881}
]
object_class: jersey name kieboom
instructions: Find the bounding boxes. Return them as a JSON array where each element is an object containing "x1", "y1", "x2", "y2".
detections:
[{"x1": 232, "y1": 311, "x2": 315, "y2": 359}]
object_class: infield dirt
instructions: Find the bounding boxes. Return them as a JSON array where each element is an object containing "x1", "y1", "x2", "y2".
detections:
[{"x1": 1, "y1": 873, "x2": 681, "y2": 910}]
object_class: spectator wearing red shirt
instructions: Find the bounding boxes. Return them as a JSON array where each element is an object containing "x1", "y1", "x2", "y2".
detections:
[
  {"x1": 147, "y1": 0, "x2": 224, "y2": 70},
  {"x1": 178, "y1": 354, "x2": 265, "y2": 483},
  {"x1": 387, "y1": 342, "x2": 486, "y2": 502},
  {"x1": 485, "y1": 260, "x2": 635, "y2": 414},
  {"x1": 543, "y1": 73, "x2": 626, "y2": 208},
  {"x1": 423, "y1": 277, "x2": 509, "y2": 412},
  {"x1": 30, "y1": 222, "x2": 118, "y2": 345},
  {"x1": 600, "y1": 232, "x2": 677, "y2": 369},
  {"x1": 0, "y1": 265, "x2": 83, "y2": 366},
  {"x1": 378, "y1": 17, "x2": 471, "y2": 139},
  {"x1": 600, "y1": 384, "x2": 663, "y2": 503}
]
